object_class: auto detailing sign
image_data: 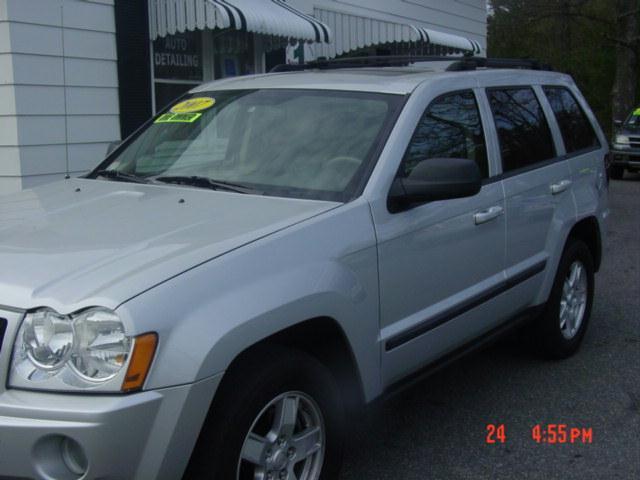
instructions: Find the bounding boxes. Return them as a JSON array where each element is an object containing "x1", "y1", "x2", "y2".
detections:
[{"x1": 154, "y1": 32, "x2": 202, "y2": 81}]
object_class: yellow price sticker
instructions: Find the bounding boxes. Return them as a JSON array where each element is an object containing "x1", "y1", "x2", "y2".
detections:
[
  {"x1": 170, "y1": 97, "x2": 216, "y2": 114},
  {"x1": 633, "y1": 107, "x2": 640, "y2": 116}
]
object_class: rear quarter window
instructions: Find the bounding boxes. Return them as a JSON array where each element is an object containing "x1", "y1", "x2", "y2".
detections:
[
  {"x1": 487, "y1": 87, "x2": 556, "y2": 173},
  {"x1": 543, "y1": 86, "x2": 600, "y2": 154}
]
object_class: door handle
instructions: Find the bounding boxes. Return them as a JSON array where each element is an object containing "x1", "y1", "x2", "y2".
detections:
[
  {"x1": 550, "y1": 179, "x2": 572, "y2": 195},
  {"x1": 474, "y1": 206, "x2": 504, "y2": 225}
]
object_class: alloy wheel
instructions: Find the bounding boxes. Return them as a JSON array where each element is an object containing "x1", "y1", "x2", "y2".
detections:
[
  {"x1": 237, "y1": 391, "x2": 325, "y2": 480},
  {"x1": 559, "y1": 260, "x2": 588, "y2": 340}
]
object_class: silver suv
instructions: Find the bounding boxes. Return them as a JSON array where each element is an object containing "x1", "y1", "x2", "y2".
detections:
[{"x1": 0, "y1": 58, "x2": 609, "y2": 480}]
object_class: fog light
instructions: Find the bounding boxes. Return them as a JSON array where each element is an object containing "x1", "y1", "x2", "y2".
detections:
[
  {"x1": 61, "y1": 437, "x2": 88, "y2": 475},
  {"x1": 34, "y1": 435, "x2": 89, "y2": 479}
]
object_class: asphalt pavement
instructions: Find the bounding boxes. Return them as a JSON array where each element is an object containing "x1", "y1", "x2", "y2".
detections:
[{"x1": 340, "y1": 174, "x2": 640, "y2": 480}]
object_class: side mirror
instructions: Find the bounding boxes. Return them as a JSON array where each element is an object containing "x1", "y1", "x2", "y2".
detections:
[
  {"x1": 388, "y1": 157, "x2": 482, "y2": 212},
  {"x1": 106, "y1": 141, "x2": 121, "y2": 156}
]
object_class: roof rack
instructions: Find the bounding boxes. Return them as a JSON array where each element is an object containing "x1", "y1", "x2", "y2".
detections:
[
  {"x1": 270, "y1": 55, "x2": 464, "y2": 72},
  {"x1": 446, "y1": 57, "x2": 553, "y2": 71},
  {"x1": 269, "y1": 55, "x2": 553, "y2": 73}
]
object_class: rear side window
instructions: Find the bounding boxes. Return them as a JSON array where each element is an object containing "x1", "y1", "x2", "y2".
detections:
[
  {"x1": 400, "y1": 90, "x2": 489, "y2": 178},
  {"x1": 543, "y1": 86, "x2": 600, "y2": 153},
  {"x1": 487, "y1": 87, "x2": 556, "y2": 173}
]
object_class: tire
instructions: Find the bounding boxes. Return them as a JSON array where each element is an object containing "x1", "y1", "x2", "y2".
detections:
[
  {"x1": 609, "y1": 165, "x2": 624, "y2": 180},
  {"x1": 529, "y1": 239, "x2": 595, "y2": 359},
  {"x1": 185, "y1": 345, "x2": 345, "y2": 480}
]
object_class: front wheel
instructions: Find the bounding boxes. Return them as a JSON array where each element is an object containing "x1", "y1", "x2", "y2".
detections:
[
  {"x1": 185, "y1": 346, "x2": 345, "y2": 480},
  {"x1": 529, "y1": 239, "x2": 595, "y2": 359}
]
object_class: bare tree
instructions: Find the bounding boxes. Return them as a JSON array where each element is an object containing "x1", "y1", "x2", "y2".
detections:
[{"x1": 611, "y1": 0, "x2": 639, "y2": 126}]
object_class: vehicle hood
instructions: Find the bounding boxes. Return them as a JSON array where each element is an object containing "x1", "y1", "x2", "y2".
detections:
[{"x1": 0, "y1": 179, "x2": 339, "y2": 312}]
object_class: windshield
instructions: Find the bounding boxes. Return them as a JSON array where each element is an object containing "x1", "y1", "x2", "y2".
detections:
[
  {"x1": 93, "y1": 89, "x2": 402, "y2": 201},
  {"x1": 624, "y1": 108, "x2": 640, "y2": 130}
]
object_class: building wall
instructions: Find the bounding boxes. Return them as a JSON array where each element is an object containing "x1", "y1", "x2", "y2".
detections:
[
  {"x1": 0, "y1": 0, "x2": 120, "y2": 194},
  {"x1": 290, "y1": 0, "x2": 487, "y2": 49}
]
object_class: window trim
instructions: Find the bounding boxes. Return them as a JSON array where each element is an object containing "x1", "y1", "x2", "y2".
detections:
[
  {"x1": 485, "y1": 85, "x2": 559, "y2": 176},
  {"x1": 481, "y1": 156, "x2": 565, "y2": 184},
  {"x1": 349, "y1": 93, "x2": 410, "y2": 201},
  {"x1": 482, "y1": 137, "x2": 602, "y2": 186},
  {"x1": 560, "y1": 145, "x2": 602, "y2": 161}
]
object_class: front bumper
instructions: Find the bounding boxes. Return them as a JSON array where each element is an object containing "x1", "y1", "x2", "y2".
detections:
[
  {"x1": 610, "y1": 148, "x2": 640, "y2": 168},
  {"x1": 0, "y1": 376, "x2": 221, "y2": 480},
  {"x1": 0, "y1": 307, "x2": 222, "y2": 480}
]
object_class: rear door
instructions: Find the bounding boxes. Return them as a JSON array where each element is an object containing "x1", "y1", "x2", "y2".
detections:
[
  {"x1": 486, "y1": 86, "x2": 574, "y2": 311},
  {"x1": 541, "y1": 85, "x2": 607, "y2": 237}
]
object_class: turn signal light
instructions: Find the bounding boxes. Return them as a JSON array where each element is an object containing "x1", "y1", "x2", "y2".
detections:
[{"x1": 121, "y1": 332, "x2": 158, "y2": 392}]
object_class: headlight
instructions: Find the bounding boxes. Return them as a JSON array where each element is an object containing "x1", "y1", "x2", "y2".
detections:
[
  {"x1": 10, "y1": 307, "x2": 156, "y2": 393},
  {"x1": 615, "y1": 134, "x2": 630, "y2": 145},
  {"x1": 70, "y1": 309, "x2": 131, "y2": 381},
  {"x1": 22, "y1": 309, "x2": 74, "y2": 371}
]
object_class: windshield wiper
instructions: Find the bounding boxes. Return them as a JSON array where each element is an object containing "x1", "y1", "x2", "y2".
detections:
[
  {"x1": 93, "y1": 169, "x2": 151, "y2": 184},
  {"x1": 154, "y1": 176, "x2": 261, "y2": 194}
]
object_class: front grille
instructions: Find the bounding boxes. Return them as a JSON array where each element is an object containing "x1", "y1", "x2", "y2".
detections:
[
  {"x1": 630, "y1": 137, "x2": 640, "y2": 149},
  {"x1": 0, "y1": 318, "x2": 6, "y2": 354}
]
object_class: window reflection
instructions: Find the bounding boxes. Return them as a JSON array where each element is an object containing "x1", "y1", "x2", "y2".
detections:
[
  {"x1": 543, "y1": 87, "x2": 599, "y2": 153},
  {"x1": 401, "y1": 90, "x2": 489, "y2": 178},
  {"x1": 488, "y1": 88, "x2": 556, "y2": 172},
  {"x1": 103, "y1": 89, "x2": 399, "y2": 201}
]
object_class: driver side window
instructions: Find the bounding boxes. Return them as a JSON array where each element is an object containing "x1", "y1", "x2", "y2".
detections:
[{"x1": 400, "y1": 90, "x2": 489, "y2": 178}]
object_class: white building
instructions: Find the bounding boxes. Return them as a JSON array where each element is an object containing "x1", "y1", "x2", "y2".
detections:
[{"x1": 0, "y1": 0, "x2": 487, "y2": 194}]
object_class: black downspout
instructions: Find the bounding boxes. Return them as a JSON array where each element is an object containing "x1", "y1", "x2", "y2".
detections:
[{"x1": 114, "y1": 0, "x2": 153, "y2": 139}]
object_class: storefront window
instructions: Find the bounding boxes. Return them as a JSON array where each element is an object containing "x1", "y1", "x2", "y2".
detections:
[
  {"x1": 153, "y1": 31, "x2": 204, "y2": 111},
  {"x1": 213, "y1": 30, "x2": 255, "y2": 78},
  {"x1": 152, "y1": 29, "x2": 262, "y2": 113}
]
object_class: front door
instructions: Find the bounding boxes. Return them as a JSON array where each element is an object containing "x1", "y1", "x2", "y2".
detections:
[{"x1": 373, "y1": 89, "x2": 507, "y2": 386}]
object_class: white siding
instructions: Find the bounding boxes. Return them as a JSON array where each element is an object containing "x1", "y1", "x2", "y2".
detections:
[
  {"x1": 0, "y1": 54, "x2": 14, "y2": 84},
  {"x1": 10, "y1": 54, "x2": 65, "y2": 85},
  {"x1": 17, "y1": 145, "x2": 67, "y2": 176},
  {"x1": 0, "y1": 85, "x2": 16, "y2": 116},
  {"x1": 65, "y1": 58, "x2": 119, "y2": 87},
  {"x1": 0, "y1": 0, "x2": 119, "y2": 194},
  {"x1": 0, "y1": 117, "x2": 18, "y2": 146}
]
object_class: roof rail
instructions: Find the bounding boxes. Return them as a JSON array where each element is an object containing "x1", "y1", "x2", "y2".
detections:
[
  {"x1": 446, "y1": 57, "x2": 553, "y2": 71},
  {"x1": 269, "y1": 55, "x2": 466, "y2": 73},
  {"x1": 269, "y1": 55, "x2": 553, "y2": 73}
]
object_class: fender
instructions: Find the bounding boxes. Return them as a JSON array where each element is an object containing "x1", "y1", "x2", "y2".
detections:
[
  {"x1": 117, "y1": 199, "x2": 383, "y2": 401},
  {"x1": 534, "y1": 211, "x2": 602, "y2": 307}
]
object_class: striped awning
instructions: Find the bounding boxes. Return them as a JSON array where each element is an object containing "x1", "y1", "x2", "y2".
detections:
[
  {"x1": 313, "y1": 8, "x2": 482, "y2": 58},
  {"x1": 412, "y1": 26, "x2": 482, "y2": 54},
  {"x1": 149, "y1": 0, "x2": 331, "y2": 43}
]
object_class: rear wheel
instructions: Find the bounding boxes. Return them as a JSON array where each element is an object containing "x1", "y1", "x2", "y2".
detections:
[
  {"x1": 185, "y1": 346, "x2": 345, "y2": 480},
  {"x1": 530, "y1": 239, "x2": 595, "y2": 359},
  {"x1": 609, "y1": 165, "x2": 624, "y2": 180}
]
